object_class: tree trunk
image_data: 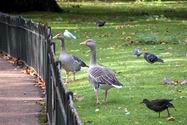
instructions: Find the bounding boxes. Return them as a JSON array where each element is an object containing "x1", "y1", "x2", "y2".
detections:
[{"x1": 0, "y1": 0, "x2": 62, "y2": 12}]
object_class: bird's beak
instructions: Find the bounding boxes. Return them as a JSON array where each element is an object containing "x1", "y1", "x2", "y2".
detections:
[
  {"x1": 80, "y1": 41, "x2": 87, "y2": 45},
  {"x1": 52, "y1": 34, "x2": 58, "y2": 39}
]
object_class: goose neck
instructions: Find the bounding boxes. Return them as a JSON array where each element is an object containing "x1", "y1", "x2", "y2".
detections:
[
  {"x1": 60, "y1": 38, "x2": 65, "y2": 52},
  {"x1": 90, "y1": 48, "x2": 96, "y2": 65}
]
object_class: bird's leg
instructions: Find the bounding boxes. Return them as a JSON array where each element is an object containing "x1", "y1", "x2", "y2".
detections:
[
  {"x1": 73, "y1": 72, "x2": 76, "y2": 81},
  {"x1": 104, "y1": 90, "x2": 108, "y2": 104},
  {"x1": 167, "y1": 108, "x2": 170, "y2": 117},
  {"x1": 65, "y1": 72, "x2": 69, "y2": 84},
  {"x1": 95, "y1": 89, "x2": 100, "y2": 105},
  {"x1": 159, "y1": 112, "x2": 160, "y2": 118}
]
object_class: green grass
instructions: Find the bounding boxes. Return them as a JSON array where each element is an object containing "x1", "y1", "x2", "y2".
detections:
[
  {"x1": 39, "y1": 104, "x2": 47, "y2": 125},
  {"x1": 17, "y1": 1, "x2": 187, "y2": 125}
]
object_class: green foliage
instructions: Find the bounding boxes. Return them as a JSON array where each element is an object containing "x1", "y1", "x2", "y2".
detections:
[{"x1": 39, "y1": 104, "x2": 47, "y2": 125}]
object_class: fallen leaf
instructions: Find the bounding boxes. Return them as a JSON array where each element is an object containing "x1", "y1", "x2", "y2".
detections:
[
  {"x1": 95, "y1": 108, "x2": 99, "y2": 112},
  {"x1": 180, "y1": 96, "x2": 185, "y2": 99},
  {"x1": 167, "y1": 116, "x2": 175, "y2": 121},
  {"x1": 177, "y1": 89, "x2": 182, "y2": 92},
  {"x1": 180, "y1": 80, "x2": 187, "y2": 85},
  {"x1": 118, "y1": 107, "x2": 122, "y2": 110}
]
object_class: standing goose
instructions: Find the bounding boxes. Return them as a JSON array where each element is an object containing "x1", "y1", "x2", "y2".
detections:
[
  {"x1": 53, "y1": 33, "x2": 88, "y2": 83},
  {"x1": 80, "y1": 39, "x2": 123, "y2": 104}
]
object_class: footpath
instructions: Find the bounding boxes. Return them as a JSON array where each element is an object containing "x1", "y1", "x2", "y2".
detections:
[{"x1": 0, "y1": 58, "x2": 42, "y2": 125}]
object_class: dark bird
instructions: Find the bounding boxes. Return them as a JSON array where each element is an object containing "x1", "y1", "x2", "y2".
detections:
[
  {"x1": 53, "y1": 33, "x2": 88, "y2": 83},
  {"x1": 80, "y1": 39, "x2": 123, "y2": 104},
  {"x1": 96, "y1": 20, "x2": 105, "y2": 27},
  {"x1": 141, "y1": 99, "x2": 176, "y2": 117},
  {"x1": 144, "y1": 52, "x2": 164, "y2": 64},
  {"x1": 133, "y1": 48, "x2": 142, "y2": 57}
]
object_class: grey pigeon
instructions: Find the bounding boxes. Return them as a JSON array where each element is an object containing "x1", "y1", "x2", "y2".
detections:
[
  {"x1": 144, "y1": 52, "x2": 164, "y2": 64},
  {"x1": 163, "y1": 78, "x2": 174, "y2": 85},
  {"x1": 133, "y1": 48, "x2": 142, "y2": 57}
]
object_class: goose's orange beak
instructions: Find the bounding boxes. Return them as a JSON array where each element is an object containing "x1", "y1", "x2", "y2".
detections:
[
  {"x1": 80, "y1": 41, "x2": 87, "y2": 45},
  {"x1": 52, "y1": 32, "x2": 62, "y2": 39},
  {"x1": 52, "y1": 34, "x2": 58, "y2": 39}
]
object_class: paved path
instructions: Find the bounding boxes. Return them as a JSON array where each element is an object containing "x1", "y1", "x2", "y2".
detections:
[{"x1": 0, "y1": 58, "x2": 42, "y2": 125}]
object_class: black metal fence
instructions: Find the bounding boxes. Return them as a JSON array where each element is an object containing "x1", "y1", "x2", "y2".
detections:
[{"x1": 0, "y1": 12, "x2": 82, "y2": 125}]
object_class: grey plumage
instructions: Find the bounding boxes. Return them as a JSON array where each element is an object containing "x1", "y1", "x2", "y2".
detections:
[
  {"x1": 72, "y1": 56, "x2": 88, "y2": 68},
  {"x1": 53, "y1": 33, "x2": 88, "y2": 83},
  {"x1": 133, "y1": 48, "x2": 142, "y2": 57},
  {"x1": 144, "y1": 52, "x2": 164, "y2": 64},
  {"x1": 80, "y1": 39, "x2": 123, "y2": 104},
  {"x1": 89, "y1": 65, "x2": 123, "y2": 89},
  {"x1": 163, "y1": 78, "x2": 174, "y2": 85}
]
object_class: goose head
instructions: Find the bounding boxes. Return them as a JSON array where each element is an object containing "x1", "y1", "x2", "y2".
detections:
[
  {"x1": 53, "y1": 32, "x2": 64, "y2": 40},
  {"x1": 80, "y1": 39, "x2": 96, "y2": 49}
]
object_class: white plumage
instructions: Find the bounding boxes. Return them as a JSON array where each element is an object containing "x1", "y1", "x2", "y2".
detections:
[{"x1": 63, "y1": 29, "x2": 77, "y2": 39}]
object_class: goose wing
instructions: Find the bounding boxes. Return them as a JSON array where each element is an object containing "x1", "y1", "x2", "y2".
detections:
[
  {"x1": 72, "y1": 56, "x2": 88, "y2": 67},
  {"x1": 89, "y1": 65, "x2": 122, "y2": 88}
]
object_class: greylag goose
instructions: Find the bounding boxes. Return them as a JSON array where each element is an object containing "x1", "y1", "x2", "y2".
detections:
[
  {"x1": 141, "y1": 99, "x2": 176, "y2": 117},
  {"x1": 63, "y1": 29, "x2": 77, "y2": 39},
  {"x1": 80, "y1": 39, "x2": 123, "y2": 104},
  {"x1": 133, "y1": 48, "x2": 142, "y2": 57},
  {"x1": 53, "y1": 33, "x2": 88, "y2": 83},
  {"x1": 144, "y1": 52, "x2": 164, "y2": 64}
]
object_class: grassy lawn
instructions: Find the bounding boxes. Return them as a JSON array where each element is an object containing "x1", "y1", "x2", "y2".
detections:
[{"x1": 19, "y1": 1, "x2": 187, "y2": 125}]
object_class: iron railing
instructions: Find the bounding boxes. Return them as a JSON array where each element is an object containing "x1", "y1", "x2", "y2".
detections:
[{"x1": 0, "y1": 12, "x2": 82, "y2": 125}]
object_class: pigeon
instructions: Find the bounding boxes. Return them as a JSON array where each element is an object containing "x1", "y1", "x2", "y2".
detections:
[
  {"x1": 141, "y1": 99, "x2": 176, "y2": 117},
  {"x1": 133, "y1": 48, "x2": 142, "y2": 57},
  {"x1": 163, "y1": 77, "x2": 174, "y2": 85},
  {"x1": 63, "y1": 29, "x2": 77, "y2": 39},
  {"x1": 144, "y1": 52, "x2": 164, "y2": 64},
  {"x1": 96, "y1": 20, "x2": 105, "y2": 27}
]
